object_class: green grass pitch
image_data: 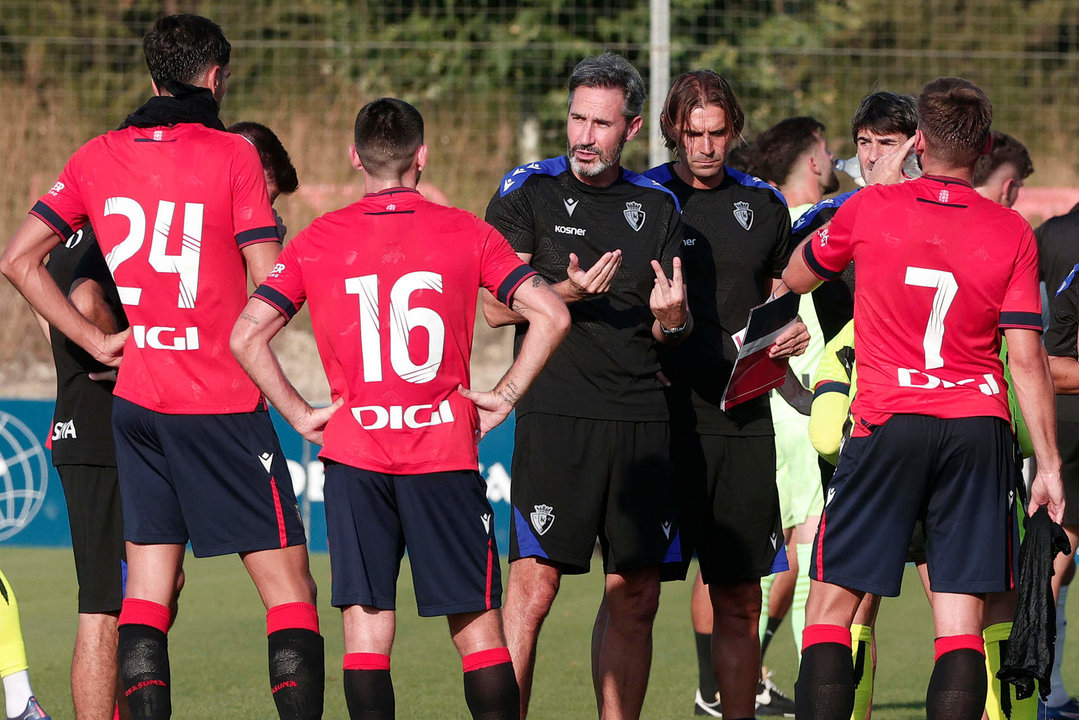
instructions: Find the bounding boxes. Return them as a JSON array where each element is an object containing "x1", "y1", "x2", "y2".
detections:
[{"x1": 4, "y1": 548, "x2": 1077, "y2": 718}]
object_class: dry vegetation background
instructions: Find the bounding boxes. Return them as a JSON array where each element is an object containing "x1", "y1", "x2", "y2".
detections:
[
  {"x1": 3, "y1": 1, "x2": 1079, "y2": 401},
  {"x1": 0, "y1": 87, "x2": 524, "y2": 401}
]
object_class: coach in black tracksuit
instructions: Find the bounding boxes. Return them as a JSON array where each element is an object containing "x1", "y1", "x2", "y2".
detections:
[{"x1": 481, "y1": 53, "x2": 689, "y2": 720}]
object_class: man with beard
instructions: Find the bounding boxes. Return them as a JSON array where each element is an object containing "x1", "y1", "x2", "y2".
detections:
[
  {"x1": 643, "y1": 72, "x2": 809, "y2": 720},
  {"x1": 483, "y1": 52, "x2": 689, "y2": 719}
]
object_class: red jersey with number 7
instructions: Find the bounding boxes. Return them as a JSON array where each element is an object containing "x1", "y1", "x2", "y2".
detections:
[
  {"x1": 253, "y1": 187, "x2": 536, "y2": 474},
  {"x1": 800, "y1": 175, "x2": 1042, "y2": 435},
  {"x1": 31, "y1": 123, "x2": 279, "y2": 414}
]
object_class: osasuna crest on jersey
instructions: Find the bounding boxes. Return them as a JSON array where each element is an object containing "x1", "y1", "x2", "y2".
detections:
[
  {"x1": 624, "y1": 201, "x2": 646, "y2": 231},
  {"x1": 530, "y1": 504, "x2": 555, "y2": 535},
  {"x1": 733, "y1": 201, "x2": 754, "y2": 230}
]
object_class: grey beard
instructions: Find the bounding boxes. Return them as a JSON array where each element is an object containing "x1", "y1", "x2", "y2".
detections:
[{"x1": 567, "y1": 140, "x2": 625, "y2": 178}]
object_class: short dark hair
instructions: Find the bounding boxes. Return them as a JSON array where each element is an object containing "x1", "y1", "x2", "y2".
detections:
[
  {"x1": 659, "y1": 70, "x2": 744, "y2": 151},
  {"x1": 568, "y1": 53, "x2": 646, "y2": 120},
  {"x1": 917, "y1": 77, "x2": 993, "y2": 168},
  {"x1": 227, "y1": 122, "x2": 299, "y2": 195},
  {"x1": 143, "y1": 14, "x2": 231, "y2": 89},
  {"x1": 724, "y1": 139, "x2": 757, "y2": 176},
  {"x1": 753, "y1": 116, "x2": 826, "y2": 186},
  {"x1": 353, "y1": 98, "x2": 425, "y2": 178},
  {"x1": 973, "y1": 131, "x2": 1033, "y2": 186},
  {"x1": 850, "y1": 91, "x2": 917, "y2": 143}
]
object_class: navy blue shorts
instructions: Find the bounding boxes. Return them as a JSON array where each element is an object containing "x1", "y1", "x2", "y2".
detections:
[
  {"x1": 324, "y1": 464, "x2": 501, "y2": 617},
  {"x1": 112, "y1": 397, "x2": 306, "y2": 557},
  {"x1": 812, "y1": 414, "x2": 1020, "y2": 597}
]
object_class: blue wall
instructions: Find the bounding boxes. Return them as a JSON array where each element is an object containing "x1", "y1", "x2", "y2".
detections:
[{"x1": 0, "y1": 399, "x2": 515, "y2": 554}]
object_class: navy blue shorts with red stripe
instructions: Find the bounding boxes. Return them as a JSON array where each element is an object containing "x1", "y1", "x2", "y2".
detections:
[
  {"x1": 324, "y1": 464, "x2": 501, "y2": 617},
  {"x1": 812, "y1": 414, "x2": 1020, "y2": 597},
  {"x1": 113, "y1": 397, "x2": 306, "y2": 557}
]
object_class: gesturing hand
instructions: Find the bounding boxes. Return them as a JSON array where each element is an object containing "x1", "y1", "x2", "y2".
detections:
[
  {"x1": 565, "y1": 250, "x2": 622, "y2": 301},
  {"x1": 650, "y1": 257, "x2": 688, "y2": 331}
]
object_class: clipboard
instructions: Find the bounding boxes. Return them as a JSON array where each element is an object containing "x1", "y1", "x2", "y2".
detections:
[{"x1": 720, "y1": 291, "x2": 800, "y2": 411}]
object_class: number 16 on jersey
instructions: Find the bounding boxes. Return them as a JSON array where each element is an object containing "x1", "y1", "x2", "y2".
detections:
[{"x1": 345, "y1": 271, "x2": 446, "y2": 385}]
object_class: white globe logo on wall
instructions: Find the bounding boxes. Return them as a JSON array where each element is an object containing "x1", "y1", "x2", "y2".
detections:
[{"x1": 0, "y1": 411, "x2": 48, "y2": 542}]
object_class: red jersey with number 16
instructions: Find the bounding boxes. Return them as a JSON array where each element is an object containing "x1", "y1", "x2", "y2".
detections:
[
  {"x1": 801, "y1": 175, "x2": 1042, "y2": 434},
  {"x1": 253, "y1": 188, "x2": 536, "y2": 474},
  {"x1": 31, "y1": 123, "x2": 279, "y2": 414}
]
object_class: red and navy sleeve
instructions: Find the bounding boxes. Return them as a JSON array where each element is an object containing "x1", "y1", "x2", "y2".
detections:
[
  {"x1": 252, "y1": 239, "x2": 306, "y2": 320},
  {"x1": 30, "y1": 147, "x2": 90, "y2": 240},
  {"x1": 479, "y1": 221, "x2": 536, "y2": 307},
  {"x1": 230, "y1": 139, "x2": 279, "y2": 250},
  {"x1": 802, "y1": 194, "x2": 858, "y2": 281},
  {"x1": 1000, "y1": 223, "x2": 1045, "y2": 333}
]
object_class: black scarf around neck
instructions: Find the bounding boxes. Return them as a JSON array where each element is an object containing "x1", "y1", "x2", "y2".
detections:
[{"x1": 119, "y1": 79, "x2": 225, "y2": 131}]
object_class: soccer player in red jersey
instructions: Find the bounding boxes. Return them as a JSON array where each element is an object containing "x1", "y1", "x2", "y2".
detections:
[
  {"x1": 783, "y1": 77, "x2": 1064, "y2": 720},
  {"x1": 1, "y1": 15, "x2": 325, "y2": 720},
  {"x1": 231, "y1": 98, "x2": 569, "y2": 720}
]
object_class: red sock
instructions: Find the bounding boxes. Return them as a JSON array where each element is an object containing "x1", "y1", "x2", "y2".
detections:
[
  {"x1": 344, "y1": 653, "x2": 391, "y2": 671},
  {"x1": 802, "y1": 623, "x2": 852, "y2": 649},
  {"x1": 119, "y1": 598, "x2": 171, "y2": 634},
  {"x1": 461, "y1": 648, "x2": 517, "y2": 720},
  {"x1": 266, "y1": 601, "x2": 319, "y2": 635},
  {"x1": 462, "y1": 647, "x2": 512, "y2": 673},
  {"x1": 934, "y1": 634, "x2": 985, "y2": 661}
]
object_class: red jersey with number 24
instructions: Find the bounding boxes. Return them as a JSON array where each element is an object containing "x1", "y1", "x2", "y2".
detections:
[
  {"x1": 253, "y1": 188, "x2": 536, "y2": 474},
  {"x1": 801, "y1": 175, "x2": 1042, "y2": 435},
  {"x1": 31, "y1": 123, "x2": 279, "y2": 414}
]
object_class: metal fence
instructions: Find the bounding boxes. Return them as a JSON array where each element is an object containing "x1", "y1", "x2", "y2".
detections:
[
  {"x1": 3, "y1": 1, "x2": 1078, "y2": 214},
  {"x1": 1, "y1": 0, "x2": 1077, "y2": 373}
]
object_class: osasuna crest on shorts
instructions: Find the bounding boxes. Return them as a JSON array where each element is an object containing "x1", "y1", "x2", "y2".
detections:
[{"x1": 530, "y1": 504, "x2": 555, "y2": 535}]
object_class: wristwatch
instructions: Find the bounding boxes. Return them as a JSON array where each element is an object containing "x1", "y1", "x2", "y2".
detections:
[{"x1": 661, "y1": 318, "x2": 689, "y2": 337}]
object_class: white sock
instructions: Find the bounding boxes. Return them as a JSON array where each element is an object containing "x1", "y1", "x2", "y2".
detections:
[
  {"x1": 2, "y1": 669, "x2": 32, "y2": 718},
  {"x1": 1047, "y1": 584, "x2": 1071, "y2": 708}
]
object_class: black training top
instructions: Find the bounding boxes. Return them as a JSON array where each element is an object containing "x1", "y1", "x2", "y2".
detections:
[
  {"x1": 46, "y1": 225, "x2": 126, "y2": 466},
  {"x1": 486, "y1": 156, "x2": 683, "y2": 421},
  {"x1": 643, "y1": 163, "x2": 792, "y2": 436},
  {"x1": 1037, "y1": 205, "x2": 1079, "y2": 299},
  {"x1": 791, "y1": 190, "x2": 859, "y2": 344},
  {"x1": 1040, "y1": 206, "x2": 1079, "y2": 423}
]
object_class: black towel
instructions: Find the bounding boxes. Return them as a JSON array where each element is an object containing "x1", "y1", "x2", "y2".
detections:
[
  {"x1": 998, "y1": 505, "x2": 1071, "y2": 700},
  {"x1": 119, "y1": 79, "x2": 225, "y2": 131}
]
